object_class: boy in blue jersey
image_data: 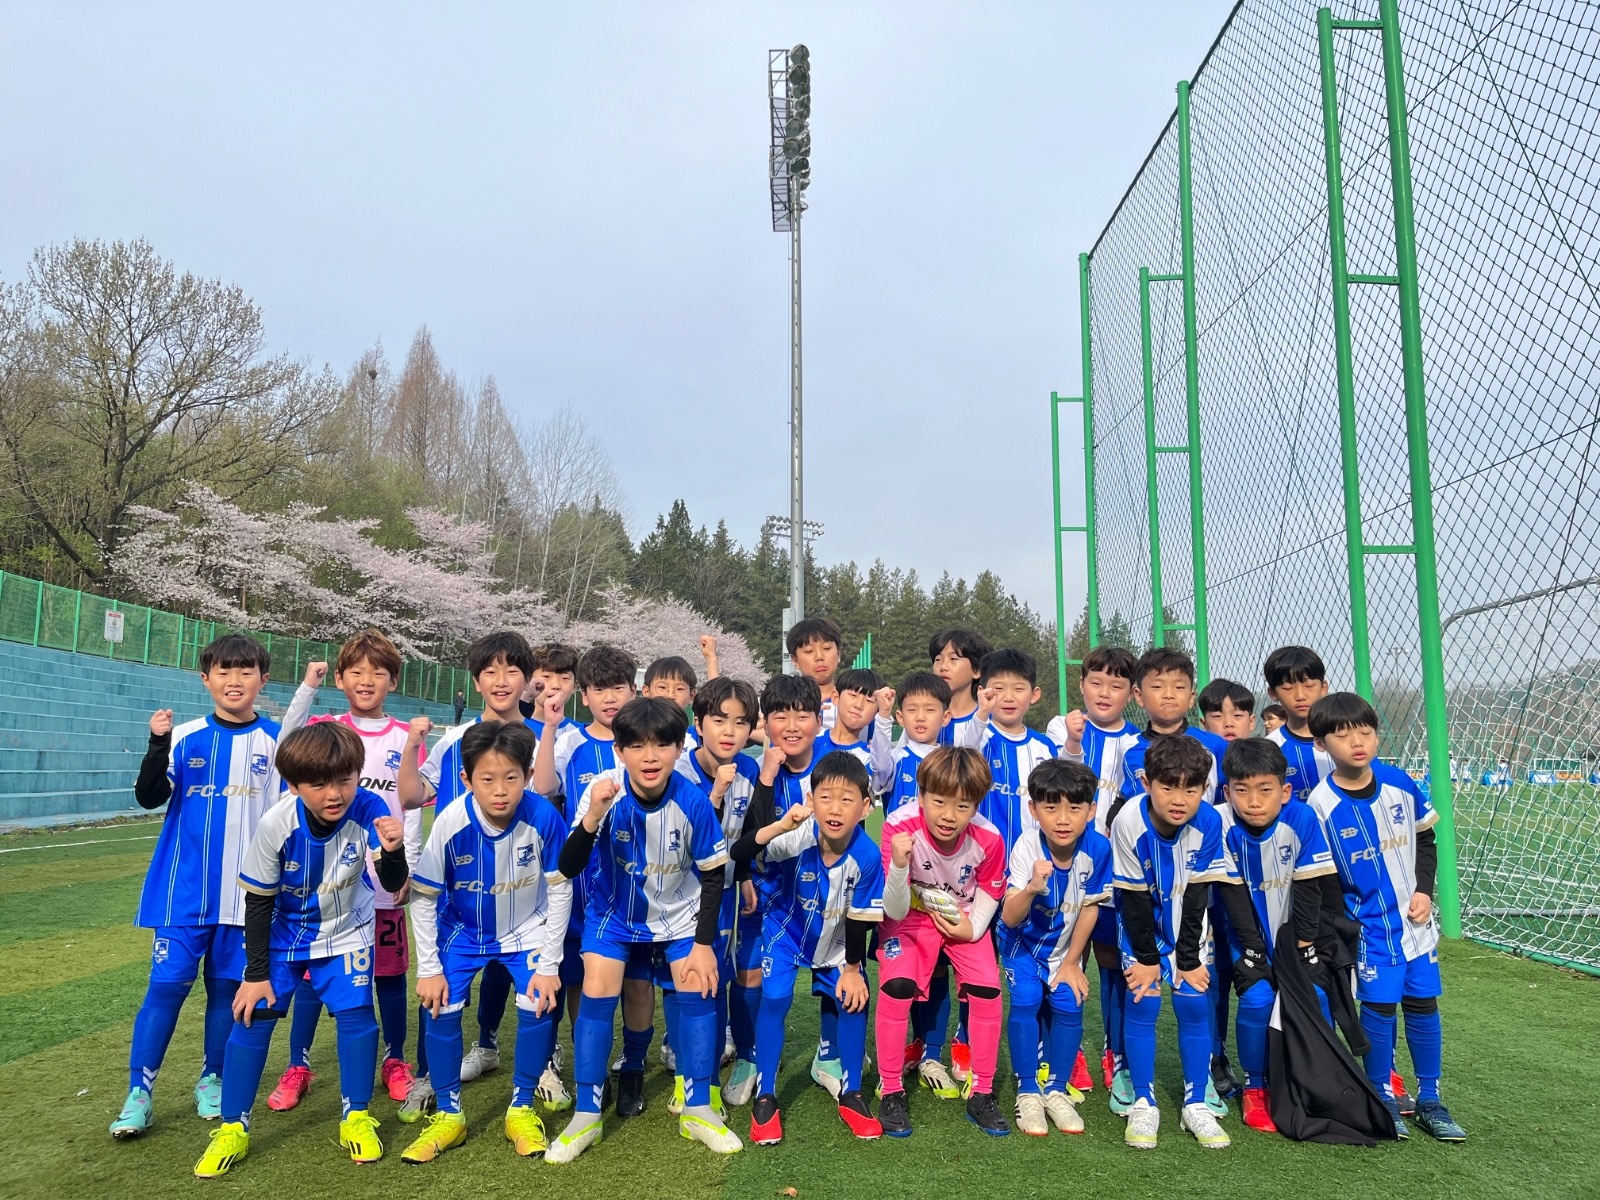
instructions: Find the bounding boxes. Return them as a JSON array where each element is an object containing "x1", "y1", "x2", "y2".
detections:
[
  {"x1": 1111, "y1": 734, "x2": 1236, "y2": 1151},
  {"x1": 975, "y1": 649, "x2": 1057, "y2": 852},
  {"x1": 113, "y1": 633, "x2": 285, "y2": 1140},
  {"x1": 1001, "y1": 758, "x2": 1111, "y2": 1136},
  {"x1": 787, "y1": 616, "x2": 844, "y2": 729},
  {"x1": 734, "y1": 751, "x2": 885, "y2": 1144},
  {"x1": 519, "y1": 641, "x2": 581, "y2": 730},
  {"x1": 1215, "y1": 737, "x2": 1336, "y2": 1135},
  {"x1": 399, "y1": 720, "x2": 572, "y2": 1164},
  {"x1": 814, "y1": 667, "x2": 896, "y2": 799},
  {"x1": 931, "y1": 627, "x2": 993, "y2": 746},
  {"x1": 1199, "y1": 678, "x2": 1257, "y2": 742},
  {"x1": 1307, "y1": 693, "x2": 1466, "y2": 1142},
  {"x1": 1264, "y1": 645, "x2": 1335, "y2": 802},
  {"x1": 191, "y1": 722, "x2": 408, "y2": 1177},
  {"x1": 547, "y1": 697, "x2": 740, "y2": 1161}
]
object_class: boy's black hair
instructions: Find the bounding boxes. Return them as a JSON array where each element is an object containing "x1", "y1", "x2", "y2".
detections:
[
  {"x1": 461, "y1": 719, "x2": 536, "y2": 776},
  {"x1": 1135, "y1": 646, "x2": 1196, "y2": 687},
  {"x1": 643, "y1": 655, "x2": 697, "y2": 691},
  {"x1": 200, "y1": 632, "x2": 270, "y2": 674},
  {"x1": 978, "y1": 647, "x2": 1037, "y2": 688},
  {"x1": 811, "y1": 750, "x2": 871, "y2": 798},
  {"x1": 576, "y1": 644, "x2": 639, "y2": 692},
  {"x1": 898, "y1": 670, "x2": 952, "y2": 708},
  {"x1": 1082, "y1": 645, "x2": 1138, "y2": 681},
  {"x1": 692, "y1": 676, "x2": 759, "y2": 726},
  {"x1": 276, "y1": 722, "x2": 363, "y2": 786},
  {"x1": 785, "y1": 616, "x2": 842, "y2": 658},
  {"x1": 835, "y1": 667, "x2": 883, "y2": 696},
  {"x1": 928, "y1": 627, "x2": 993, "y2": 701},
  {"x1": 531, "y1": 642, "x2": 580, "y2": 675},
  {"x1": 1028, "y1": 757, "x2": 1098, "y2": 807},
  {"x1": 1261, "y1": 702, "x2": 1289, "y2": 721},
  {"x1": 1264, "y1": 644, "x2": 1328, "y2": 690},
  {"x1": 612, "y1": 695, "x2": 690, "y2": 748},
  {"x1": 1198, "y1": 678, "x2": 1256, "y2": 716},
  {"x1": 1307, "y1": 691, "x2": 1379, "y2": 739},
  {"x1": 1221, "y1": 736, "x2": 1288, "y2": 784},
  {"x1": 1143, "y1": 734, "x2": 1214, "y2": 788},
  {"x1": 760, "y1": 673, "x2": 823, "y2": 718},
  {"x1": 467, "y1": 630, "x2": 535, "y2": 679}
]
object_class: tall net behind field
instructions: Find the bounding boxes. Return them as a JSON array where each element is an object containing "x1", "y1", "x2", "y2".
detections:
[{"x1": 1085, "y1": 0, "x2": 1600, "y2": 970}]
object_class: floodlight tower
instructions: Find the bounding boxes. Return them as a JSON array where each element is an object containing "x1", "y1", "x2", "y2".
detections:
[{"x1": 769, "y1": 44, "x2": 811, "y2": 632}]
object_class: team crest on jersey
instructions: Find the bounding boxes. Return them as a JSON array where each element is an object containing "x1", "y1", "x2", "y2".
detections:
[
  {"x1": 385, "y1": 750, "x2": 403, "y2": 772},
  {"x1": 1279, "y1": 846, "x2": 1294, "y2": 864},
  {"x1": 732, "y1": 796, "x2": 749, "y2": 818},
  {"x1": 187, "y1": 757, "x2": 206, "y2": 769},
  {"x1": 882, "y1": 937, "x2": 902, "y2": 960},
  {"x1": 340, "y1": 843, "x2": 362, "y2": 867},
  {"x1": 1184, "y1": 850, "x2": 1204, "y2": 871},
  {"x1": 667, "y1": 828, "x2": 682, "y2": 853},
  {"x1": 151, "y1": 937, "x2": 169, "y2": 964},
  {"x1": 517, "y1": 845, "x2": 536, "y2": 867},
  {"x1": 1390, "y1": 803, "x2": 1407, "y2": 822},
  {"x1": 957, "y1": 864, "x2": 974, "y2": 887},
  {"x1": 250, "y1": 753, "x2": 269, "y2": 776}
]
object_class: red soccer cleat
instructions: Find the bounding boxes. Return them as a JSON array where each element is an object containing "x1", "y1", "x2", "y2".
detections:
[
  {"x1": 1102, "y1": 1048, "x2": 1116, "y2": 1091},
  {"x1": 268, "y1": 1065, "x2": 313, "y2": 1111},
  {"x1": 905, "y1": 1036, "x2": 925, "y2": 1067},
  {"x1": 1390, "y1": 1070, "x2": 1415, "y2": 1116},
  {"x1": 751, "y1": 1095, "x2": 784, "y2": 1146},
  {"x1": 1070, "y1": 1049, "x2": 1094, "y2": 1093},
  {"x1": 1242, "y1": 1087, "x2": 1278, "y2": 1133},
  {"x1": 950, "y1": 1040, "x2": 972, "y2": 1081},
  {"x1": 838, "y1": 1092, "x2": 883, "y2": 1140},
  {"x1": 382, "y1": 1057, "x2": 415, "y2": 1103}
]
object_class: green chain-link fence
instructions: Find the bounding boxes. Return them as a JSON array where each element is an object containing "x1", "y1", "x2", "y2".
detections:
[
  {"x1": 0, "y1": 569, "x2": 478, "y2": 708},
  {"x1": 1055, "y1": 0, "x2": 1600, "y2": 973}
]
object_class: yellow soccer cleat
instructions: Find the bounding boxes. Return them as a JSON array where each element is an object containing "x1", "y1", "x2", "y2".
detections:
[
  {"x1": 504, "y1": 1105, "x2": 547, "y2": 1157},
  {"x1": 193, "y1": 1121, "x2": 249, "y2": 1179},
  {"x1": 339, "y1": 1109, "x2": 384, "y2": 1164},
  {"x1": 401, "y1": 1110, "x2": 467, "y2": 1164}
]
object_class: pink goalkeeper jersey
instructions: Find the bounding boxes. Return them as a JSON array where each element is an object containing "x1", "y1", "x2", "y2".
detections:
[
  {"x1": 880, "y1": 800, "x2": 1007, "y2": 923},
  {"x1": 305, "y1": 712, "x2": 422, "y2": 909}
]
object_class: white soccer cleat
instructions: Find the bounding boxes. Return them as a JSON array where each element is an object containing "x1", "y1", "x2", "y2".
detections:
[
  {"x1": 1125, "y1": 1098, "x2": 1160, "y2": 1149},
  {"x1": 679, "y1": 1112, "x2": 743, "y2": 1154},
  {"x1": 536, "y1": 1064, "x2": 572, "y2": 1111},
  {"x1": 1014, "y1": 1093, "x2": 1048, "y2": 1137},
  {"x1": 1181, "y1": 1102, "x2": 1231, "y2": 1149},
  {"x1": 916, "y1": 1059, "x2": 961, "y2": 1100},
  {"x1": 545, "y1": 1114, "x2": 603, "y2": 1164},
  {"x1": 722, "y1": 1026, "x2": 736, "y2": 1068},
  {"x1": 1044, "y1": 1090, "x2": 1085, "y2": 1133},
  {"x1": 459, "y1": 1043, "x2": 500, "y2": 1083},
  {"x1": 723, "y1": 1059, "x2": 759, "y2": 1107},
  {"x1": 660, "y1": 1041, "x2": 677, "y2": 1073}
]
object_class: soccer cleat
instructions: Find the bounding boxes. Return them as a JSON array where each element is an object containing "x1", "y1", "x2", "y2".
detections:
[
  {"x1": 1109, "y1": 1068, "x2": 1135, "y2": 1116},
  {"x1": 679, "y1": 1111, "x2": 743, "y2": 1154},
  {"x1": 1124, "y1": 1098, "x2": 1160, "y2": 1149},
  {"x1": 837, "y1": 1090, "x2": 882, "y2": 1140},
  {"x1": 1211, "y1": 1053, "x2": 1241, "y2": 1100},
  {"x1": 1242, "y1": 1087, "x2": 1277, "y2": 1133},
  {"x1": 268, "y1": 1065, "x2": 314, "y2": 1111},
  {"x1": 750, "y1": 1094, "x2": 783, "y2": 1146},
  {"x1": 667, "y1": 1076, "x2": 686, "y2": 1116},
  {"x1": 950, "y1": 1039, "x2": 972, "y2": 1084},
  {"x1": 1014, "y1": 1093, "x2": 1048, "y2": 1137},
  {"x1": 1413, "y1": 1100, "x2": 1466, "y2": 1143},
  {"x1": 1181, "y1": 1102, "x2": 1231, "y2": 1149},
  {"x1": 194, "y1": 1072, "x2": 222, "y2": 1120},
  {"x1": 193, "y1": 1121, "x2": 249, "y2": 1178},
  {"x1": 1044, "y1": 1091, "x2": 1085, "y2": 1134},
  {"x1": 109, "y1": 1087, "x2": 153, "y2": 1139},
  {"x1": 1382, "y1": 1097, "x2": 1411, "y2": 1140},
  {"x1": 904, "y1": 1036, "x2": 925, "y2": 1068},
  {"x1": 616, "y1": 1070, "x2": 647, "y2": 1118},
  {"x1": 809, "y1": 1052, "x2": 844, "y2": 1100},
  {"x1": 545, "y1": 1114, "x2": 604, "y2": 1163},
  {"x1": 400, "y1": 1110, "x2": 467, "y2": 1164},
  {"x1": 725, "y1": 1058, "x2": 759, "y2": 1107},
  {"x1": 1391, "y1": 1070, "x2": 1416, "y2": 1116},
  {"x1": 536, "y1": 1063, "x2": 572, "y2": 1111},
  {"x1": 917, "y1": 1059, "x2": 961, "y2": 1100},
  {"x1": 381, "y1": 1058, "x2": 413, "y2": 1104},
  {"x1": 1204, "y1": 1076, "x2": 1230, "y2": 1118},
  {"x1": 964, "y1": 1090, "x2": 1010, "y2": 1137},
  {"x1": 504, "y1": 1105, "x2": 548, "y2": 1157},
  {"x1": 1102, "y1": 1047, "x2": 1116, "y2": 1090},
  {"x1": 398, "y1": 1073, "x2": 436, "y2": 1123},
  {"x1": 722, "y1": 1027, "x2": 736, "y2": 1068},
  {"x1": 879, "y1": 1090, "x2": 913, "y2": 1138},
  {"x1": 660, "y1": 1041, "x2": 677, "y2": 1073},
  {"x1": 1070, "y1": 1049, "x2": 1094, "y2": 1093},
  {"x1": 459, "y1": 1042, "x2": 500, "y2": 1083},
  {"x1": 339, "y1": 1109, "x2": 384, "y2": 1163}
]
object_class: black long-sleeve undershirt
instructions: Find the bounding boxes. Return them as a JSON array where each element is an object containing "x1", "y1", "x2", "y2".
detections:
[
  {"x1": 244, "y1": 890, "x2": 275, "y2": 983},
  {"x1": 1174, "y1": 882, "x2": 1212, "y2": 971},
  {"x1": 1292, "y1": 876, "x2": 1323, "y2": 943},
  {"x1": 1119, "y1": 890, "x2": 1161, "y2": 966},
  {"x1": 1217, "y1": 881, "x2": 1268, "y2": 955},
  {"x1": 845, "y1": 917, "x2": 869, "y2": 967},
  {"x1": 135, "y1": 733, "x2": 173, "y2": 809},
  {"x1": 1415, "y1": 826, "x2": 1438, "y2": 898},
  {"x1": 559, "y1": 822, "x2": 598, "y2": 879}
]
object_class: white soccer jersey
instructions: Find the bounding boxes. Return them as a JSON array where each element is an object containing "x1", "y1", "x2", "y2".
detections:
[
  {"x1": 1002, "y1": 828, "x2": 1114, "y2": 975},
  {"x1": 1221, "y1": 801, "x2": 1335, "y2": 958},
  {"x1": 1048, "y1": 715, "x2": 1142, "y2": 835},
  {"x1": 1269, "y1": 726, "x2": 1336, "y2": 803},
  {"x1": 1111, "y1": 797, "x2": 1236, "y2": 971}
]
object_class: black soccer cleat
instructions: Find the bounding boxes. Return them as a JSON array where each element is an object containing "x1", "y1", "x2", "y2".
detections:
[
  {"x1": 615, "y1": 1070, "x2": 646, "y2": 1118},
  {"x1": 964, "y1": 1090, "x2": 1010, "y2": 1137},
  {"x1": 1210, "y1": 1054, "x2": 1241, "y2": 1101},
  {"x1": 1412, "y1": 1100, "x2": 1466, "y2": 1143},
  {"x1": 879, "y1": 1090, "x2": 913, "y2": 1138}
]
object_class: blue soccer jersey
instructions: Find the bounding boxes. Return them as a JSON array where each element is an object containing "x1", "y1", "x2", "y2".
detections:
[
  {"x1": 816, "y1": 718, "x2": 895, "y2": 797},
  {"x1": 1111, "y1": 796, "x2": 1236, "y2": 969},
  {"x1": 1120, "y1": 726, "x2": 1228, "y2": 805},
  {"x1": 1309, "y1": 763, "x2": 1440, "y2": 964},
  {"x1": 883, "y1": 739, "x2": 935, "y2": 810},
  {"x1": 1050, "y1": 716, "x2": 1142, "y2": 835},
  {"x1": 1269, "y1": 726, "x2": 1336, "y2": 803},
  {"x1": 1000, "y1": 828, "x2": 1114, "y2": 975},
  {"x1": 761, "y1": 822, "x2": 885, "y2": 969},
  {"x1": 411, "y1": 791, "x2": 570, "y2": 966},
  {"x1": 561, "y1": 727, "x2": 618, "y2": 813},
  {"x1": 420, "y1": 715, "x2": 544, "y2": 810},
  {"x1": 980, "y1": 725, "x2": 1059, "y2": 852},
  {"x1": 137, "y1": 714, "x2": 286, "y2": 928},
  {"x1": 238, "y1": 789, "x2": 391, "y2": 960},
  {"x1": 1222, "y1": 800, "x2": 1335, "y2": 958},
  {"x1": 573, "y1": 770, "x2": 729, "y2": 944},
  {"x1": 674, "y1": 750, "x2": 760, "y2": 896}
]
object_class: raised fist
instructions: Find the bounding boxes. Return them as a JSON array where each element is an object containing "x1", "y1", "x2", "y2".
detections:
[
  {"x1": 1029, "y1": 857, "x2": 1054, "y2": 894},
  {"x1": 303, "y1": 661, "x2": 328, "y2": 689},
  {"x1": 875, "y1": 687, "x2": 896, "y2": 718},
  {"x1": 407, "y1": 715, "x2": 433, "y2": 744},
  {"x1": 891, "y1": 831, "x2": 915, "y2": 869},
  {"x1": 149, "y1": 708, "x2": 174, "y2": 737},
  {"x1": 373, "y1": 816, "x2": 404, "y2": 852}
]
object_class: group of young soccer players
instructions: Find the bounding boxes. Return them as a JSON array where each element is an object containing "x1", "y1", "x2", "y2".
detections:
[{"x1": 110, "y1": 613, "x2": 1466, "y2": 1179}]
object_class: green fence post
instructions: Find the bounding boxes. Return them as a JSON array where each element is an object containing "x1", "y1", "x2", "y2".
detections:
[
  {"x1": 71, "y1": 589, "x2": 83, "y2": 652},
  {"x1": 1139, "y1": 266, "x2": 1165, "y2": 649},
  {"x1": 1080, "y1": 251, "x2": 1099, "y2": 652},
  {"x1": 142, "y1": 605, "x2": 151, "y2": 663},
  {"x1": 1378, "y1": 0, "x2": 1459, "y2": 938},
  {"x1": 1176, "y1": 79, "x2": 1210, "y2": 684},
  {"x1": 31, "y1": 579, "x2": 43, "y2": 646}
]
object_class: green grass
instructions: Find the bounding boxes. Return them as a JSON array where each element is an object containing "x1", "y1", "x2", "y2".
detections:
[{"x1": 3, "y1": 819, "x2": 1599, "y2": 1199}]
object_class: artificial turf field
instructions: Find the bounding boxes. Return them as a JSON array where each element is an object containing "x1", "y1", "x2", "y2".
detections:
[{"x1": 2, "y1": 817, "x2": 1598, "y2": 1200}]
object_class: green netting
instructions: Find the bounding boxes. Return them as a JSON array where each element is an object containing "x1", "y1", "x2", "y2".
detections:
[{"x1": 1082, "y1": 0, "x2": 1600, "y2": 971}]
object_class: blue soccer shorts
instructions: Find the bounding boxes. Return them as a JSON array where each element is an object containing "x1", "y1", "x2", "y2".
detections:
[
  {"x1": 265, "y1": 949, "x2": 373, "y2": 1014},
  {"x1": 735, "y1": 909, "x2": 766, "y2": 973},
  {"x1": 438, "y1": 947, "x2": 559, "y2": 1015},
  {"x1": 583, "y1": 930, "x2": 696, "y2": 968},
  {"x1": 149, "y1": 924, "x2": 246, "y2": 985},
  {"x1": 1356, "y1": 945, "x2": 1442, "y2": 1004}
]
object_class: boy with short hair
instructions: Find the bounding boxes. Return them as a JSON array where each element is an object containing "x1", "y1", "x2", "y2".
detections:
[
  {"x1": 1307, "y1": 692, "x2": 1465, "y2": 1142},
  {"x1": 519, "y1": 642, "x2": 582, "y2": 731},
  {"x1": 875, "y1": 747, "x2": 1010, "y2": 1139},
  {"x1": 1264, "y1": 646, "x2": 1335, "y2": 802},
  {"x1": 192, "y1": 722, "x2": 408, "y2": 1177},
  {"x1": 786, "y1": 616, "x2": 843, "y2": 728},
  {"x1": 547, "y1": 697, "x2": 741, "y2": 1161},
  {"x1": 814, "y1": 667, "x2": 896, "y2": 798},
  {"x1": 975, "y1": 649, "x2": 1057, "y2": 852},
  {"x1": 113, "y1": 633, "x2": 285, "y2": 1140},
  {"x1": 930, "y1": 627, "x2": 994, "y2": 746},
  {"x1": 1199, "y1": 679, "x2": 1257, "y2": 742},
  {"x1": 1216, "y1": 737, "x2": 1336, "y2": 1134},
  {"x1": 1001, "y1": 758, "x2": 1111, "y2": 1136},
  {"x1": 398, "y1": 720, "x2": 572, "y2": 1164},
  {"x1": 1261, "y1": 703, "x2": 1288, "y2": 734},
  {"x1": 733, "y1": 751, "x2": 886, "y2": 1144},
  {"x1": 644, "y1": 654, "x2": 700, "y2": 749}
]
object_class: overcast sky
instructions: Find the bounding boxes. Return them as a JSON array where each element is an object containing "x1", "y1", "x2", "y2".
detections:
[{"x1": 1, "y1": 1, "x2": 1236, "y2": 622}]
